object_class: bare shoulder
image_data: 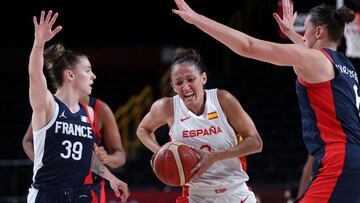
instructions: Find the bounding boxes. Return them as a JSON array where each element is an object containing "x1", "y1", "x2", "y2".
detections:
[
  {"x1": 295, "y1": 48, "x2": 335, "y2": 82},
  {"x1": 97, "y1": 99, "x2": 113, "y2": 115},
  {"x1": 217, "y1": 89, "x2": 242, "y2": 116},
  {"x1": 151, "y1": 97, "x2": 173, "y2": 115},
  {"x1": 217, "y1": 89, "x2": 237, "y2": 105},
  {"x1": 142, "y1": 97, "x2": 174, "y2": 126}
]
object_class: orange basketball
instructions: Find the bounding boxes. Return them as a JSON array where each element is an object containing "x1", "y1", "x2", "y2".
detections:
[{"x1": 153, "y1": 141, "x2": 198, "y2": 186}]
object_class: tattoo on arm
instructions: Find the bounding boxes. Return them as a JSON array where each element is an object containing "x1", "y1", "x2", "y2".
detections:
[{"x1": 92, "y1": 155, "x2": 107, "y2": 177}]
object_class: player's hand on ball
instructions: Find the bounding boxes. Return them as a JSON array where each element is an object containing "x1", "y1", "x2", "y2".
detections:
[
  {"x1": 153, "y1": 141, "x2": 198, "y2": 186},
  {"x1": 190, "y1": 148, "x2": 217, "y2": 180},
  {"x1": 150, "y1": 154, "x2": 156, "y2": 173}
]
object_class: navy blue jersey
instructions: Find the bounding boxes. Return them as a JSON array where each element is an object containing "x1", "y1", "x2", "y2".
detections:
[
  {"x1": 88, "y1": 96, "x2": 97, "y2": 111},
  {"x1": 32, "y1": 96, "x2": 95, "y2": 187},
  {"x1": 296, "y1": 49, "x2": 360, "y2": 202},
  {"x1": 296, "y1": 48, "x2": 360, "y2": 156}
]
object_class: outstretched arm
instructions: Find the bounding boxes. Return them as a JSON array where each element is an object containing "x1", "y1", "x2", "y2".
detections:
[
  {"x1": 22, "y1": 123, "x2": 34, "y2": 161},
  {"x1": 29, "y1": 11, "x2": 62, "y2": 130},
  {"x1": 94, "y1": 100, "x2": 126, "y2": 168},
  {"x1": 172, "y1": 0, "x2": 333, "y2": 83},
  {"x1": 273, "y1": 0, "x2": 304, "y2": 45},
  {"x1": 172, "y1": 0, "x2": 303, "y2": 67},
  {"x1": 92, "y1": 146, "x2": 130, "y2": 201}
]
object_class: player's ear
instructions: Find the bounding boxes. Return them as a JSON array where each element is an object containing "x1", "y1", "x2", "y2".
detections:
[
  {"x1": 64, "y1": 69, "x2": 75, "y2": 81},
  {"x1": 201, "y1": 72, "x2": 207, "y2": 85},
  {"x1": 171, "y1": 81, "x2": 177, "y2": 94},
  {"x1": 315, "y1": 25, "x2": 325, "y2": 40}
]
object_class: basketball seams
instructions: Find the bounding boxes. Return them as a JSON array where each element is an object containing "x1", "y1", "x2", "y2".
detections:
[
  {"x1": 154, "y1": 141, "x2": 198, "y2": 186},
  {"x1": 168, "y1": 143, "x2": 186, "y2": 185}
]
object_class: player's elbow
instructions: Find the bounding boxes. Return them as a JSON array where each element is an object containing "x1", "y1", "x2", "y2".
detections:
[
  {"x1": 112, "y1": 150, "x2": 127, "y2": 168},
  {"x1": 22, "y1": 137, "x2": 27, "y2": 149},
  {"x1": 119, "y1": 152, "x2": 126, "y2": 166},
  {"x1": 252, "y1": 134, "x2": 263, "y2": 153},
  {"x1": 136, "y1": 125, "x2": 150, "y2": 142},
  {"x1": 136, "y1": 126, "x2": 145, "y2": 140},
  {"x1": 232, "y1": 38, "x2": 255, "y2": 58}
]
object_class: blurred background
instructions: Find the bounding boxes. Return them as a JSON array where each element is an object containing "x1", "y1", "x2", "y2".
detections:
[{"x1": 0, "y1": 0, "x2": 359, "y2": 202}]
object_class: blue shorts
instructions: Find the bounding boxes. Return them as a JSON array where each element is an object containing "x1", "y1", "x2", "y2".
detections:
[
  {"x1": 90, "y1": 179, "x2": 106, "y2": 203},
  {"x1": 27, "y1": 184, "x2": 92, "y2": 203}
]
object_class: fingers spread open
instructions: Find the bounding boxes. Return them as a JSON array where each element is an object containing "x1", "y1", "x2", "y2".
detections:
[
  {"x1": 52, "y1": 26, "x2": 62, "y2": 36},
  {"x1": 33, "y1": 16, "x2": 39, "y2": 28},
  {"x1": 40, "y1": 11, "x2": 45, "y2": 23},
  {"x1": 273, "y1": 13, "x2": 282, "y2": 23},
  {"x1": 45, "y1": 10, "x2": 53, "y2": 23},
  {"x1": 49, "y1": 12, "x2": 59, "y2": 27}
]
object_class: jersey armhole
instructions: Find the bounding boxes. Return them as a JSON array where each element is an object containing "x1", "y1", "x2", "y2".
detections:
[{"x1": 33, "y1": 102, "x2": 59, "y2": 136}]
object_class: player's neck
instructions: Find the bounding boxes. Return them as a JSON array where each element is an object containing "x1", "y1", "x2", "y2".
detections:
[
  {"x1": 80, "y1": 95, "x2": 90, "y2": 106},
  {"x1": 316, "y1": 41, "x2": 338, "y2": 51},
  {"x1": 55, "y1": 89, "x2": 81, "y2": 112}
]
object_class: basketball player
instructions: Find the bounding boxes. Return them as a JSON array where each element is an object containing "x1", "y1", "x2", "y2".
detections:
[
  {"x1": 173, "y1": 0, "x2": 360, "y2": 202},
  {"x1": 22, "y1": 96, "x2": 126, "y2": 203},
  {"x1": 273, "y1": 0, "x2": 360, "y2": 200},
  {"x1": 87, "y1": 96, "x2": 126, "y2": 203},
  {"x1": 297, "y1": 155, "x2": 314, "y2": 198},
  {"x1": 137, "y1": 48, "x2": 263, "y2": 203},
  {"x1": 27, "y1": 10, "x2": 129, "y2": 202}
]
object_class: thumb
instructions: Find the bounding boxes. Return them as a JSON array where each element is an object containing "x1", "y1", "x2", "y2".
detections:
[
  {"x1": 151, "y1": 154, "x2": 155, "y2": 165},
  {"x1": 293, "y1": 11, "x2": 298, "y2": 20},
  {"x1": 172, "y1": 9, "x2": 179, "y2": 15},
  {"x1": 190, "y1": 146, "x2": 198, "y2": 153},
  {"x1": 273, "y1": 13, "x2": 282, "y2": 24},
  {"x1": 93, "y1": 143, "x2": 98, "y2": 151}
]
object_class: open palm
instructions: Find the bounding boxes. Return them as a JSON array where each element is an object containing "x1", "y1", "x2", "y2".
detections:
[
  {"x1": 33, "y1": 10, "x2": 62, "y2": 45},
  {"x1": 172, "y1": 0, "x2": 197, "y2": 24},
  {"x1": 273, "y1": 0, "x2": 297, "y2": 35}
]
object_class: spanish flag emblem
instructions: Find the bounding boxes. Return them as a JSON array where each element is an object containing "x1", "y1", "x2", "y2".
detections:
[{"x1": 207, "y1": 111, "x2": 218, "y2": 120}]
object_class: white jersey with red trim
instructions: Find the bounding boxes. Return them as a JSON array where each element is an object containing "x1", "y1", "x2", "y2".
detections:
[{"x1": 169, "y1": 89, "x2": 249, "y2": 187}]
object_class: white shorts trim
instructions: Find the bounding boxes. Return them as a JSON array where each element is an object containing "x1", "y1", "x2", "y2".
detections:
[{"x1": 27, "y1": 187, "x2": 38, "y2": 203}]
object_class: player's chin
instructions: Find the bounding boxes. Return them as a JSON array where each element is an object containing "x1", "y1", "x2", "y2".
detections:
[{"x1": 87, "y1": 87, "x2": 93, "y2": 95}]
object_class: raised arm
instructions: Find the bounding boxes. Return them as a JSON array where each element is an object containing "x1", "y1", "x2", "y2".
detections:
[
  {"x1": 91, "y1": 147, "x2": 129, "y2": 201},
  {"x1": 136, "y1": 98, "x2": 173, "y2": 154},
  {"x1": 94, "y1": 100, "x2": 126, "y2": 168},
  {"x1": 22, "y1": 123, "x2": 34, "y2": 161},
  {"x1": 29, "y1": 11, "x2": 62, "y2": 130},
  {"x1": 172, "y1": 0, "x2": 333, "y2": 83},
  {"x1": 273, "y1": 0, "x2": 304, "y2": 44}
]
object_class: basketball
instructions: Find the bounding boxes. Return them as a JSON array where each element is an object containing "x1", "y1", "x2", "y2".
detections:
[{"x1": 153, "y1": 141, "x2": 199, "y2": 186}]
